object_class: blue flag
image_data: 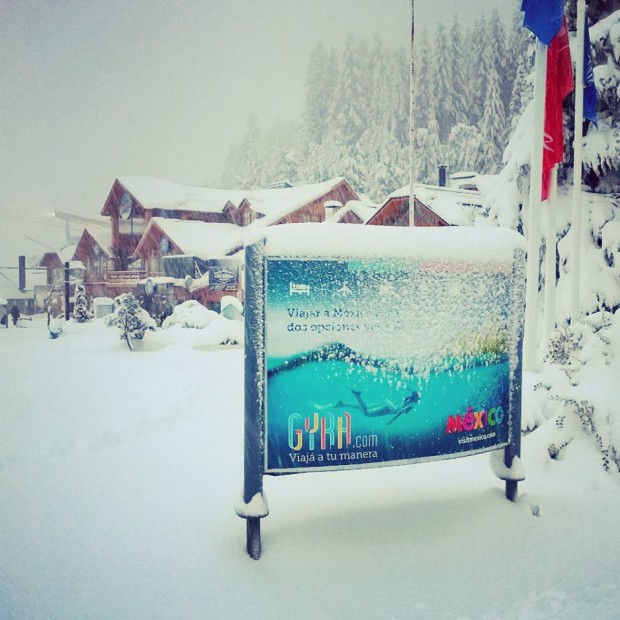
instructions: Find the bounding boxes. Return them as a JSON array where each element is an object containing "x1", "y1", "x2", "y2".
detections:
[
  {"x1": 583, "y1": 14, "x2": 598, "y2": 126},
  {"x1": 521, "y1": 0, "x2": 564, "y2": 44}
]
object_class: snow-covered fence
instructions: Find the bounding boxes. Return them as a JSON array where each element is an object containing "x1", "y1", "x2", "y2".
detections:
[{"x1": 237, "y1": 224, "x2": 528, "y2": 559}]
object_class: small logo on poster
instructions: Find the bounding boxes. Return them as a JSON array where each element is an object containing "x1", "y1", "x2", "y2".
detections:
[
  {"x1": 289, "y1": 282, "x2": 310, "y2": 296},
  {"x1": 445, "y1": 405, "x2": 504, "y2": 434},
  {"x1": 288, "y1": 412, "x2": 352, "y2": 451}
]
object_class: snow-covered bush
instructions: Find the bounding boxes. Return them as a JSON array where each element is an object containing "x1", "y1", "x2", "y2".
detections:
[
  {"x1": 537, "y1": 312, "x2": 620, "y2": 472},
  {"x1": 544, "y1": 323, "x2": 583, "y2": 367},
  {"x1": 204, "y1": 314, "x2": 244, "y2": 346},
  {"x1": 105, "y1": 293, "x2": 156, "y2": 351},
  {"x1": 162, "y1": 300, "x2": 218, "y2": 329},
  {"x1": 72, "y1": 281, "x2": 92, "y2": 323}
]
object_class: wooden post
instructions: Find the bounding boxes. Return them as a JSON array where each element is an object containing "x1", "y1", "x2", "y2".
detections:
[{"x1": 64, "y1": 262, "x2": 71, "y2": 321}]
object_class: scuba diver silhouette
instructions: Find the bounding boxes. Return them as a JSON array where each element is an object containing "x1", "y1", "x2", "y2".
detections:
[{"x1": 316, "y1": 387, "x2": 420, "y2": 425}]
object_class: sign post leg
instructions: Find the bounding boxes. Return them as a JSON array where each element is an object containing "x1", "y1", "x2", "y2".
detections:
[
  {"x1": 236, "y1": 240, "x2": 268, "y2": 559},
  {"x1": 506, "y1": 479, "x2": 519, "y2": 502},
  {"x1": 246, "y1": 518, "x2": 261, "y2": 560}
]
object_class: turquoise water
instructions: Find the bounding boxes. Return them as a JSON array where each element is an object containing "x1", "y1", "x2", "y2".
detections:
[{"x1": 266, "y1": 354, "x2": 510, "y2": 471}]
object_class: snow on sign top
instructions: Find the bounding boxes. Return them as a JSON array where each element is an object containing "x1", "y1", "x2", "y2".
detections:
[{"x1": 253, "y1": 223, "x2": 526, "y2": 263}]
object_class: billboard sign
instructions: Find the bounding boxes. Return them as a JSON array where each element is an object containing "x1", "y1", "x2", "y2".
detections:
[
  {"x1": 264, "y1": 256, "x2": 518, "y2": 473},
  {"x1": 238, "y1": 225, "x2": 527, "y2": 557}
]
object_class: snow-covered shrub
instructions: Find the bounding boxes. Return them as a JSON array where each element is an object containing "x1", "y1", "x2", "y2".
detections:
[
  {"x1": 204, "y1": 314, "x2": 243, "y2": 346},
  {"x1": 162, "y1": 300, "x2": 218, "y2": 329},
  {"x1": 538, "y1": 313, "x2": 620, "y2": 473},
  {"x1": 72, "y1": 281, "x2": 92, "y2": 323},
  {"x1": 105, "y1": 293, "x2": 156, "y2": 351},
  {"x1": 544, "y1": 324, "x2": 583, "y2": 367}
]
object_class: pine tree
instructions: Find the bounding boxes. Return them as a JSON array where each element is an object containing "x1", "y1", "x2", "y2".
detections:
[
  {"x1": 304, "y1": 140, "x2": 330, "y2": 183},
  {"x1": 326, "y1": 36, "x2": 369, "y2": 149},
  {"x1": 426, "y1": 111, "x2": 443, "y2": 182},
  {"x1": 432, "y1": 22, "x2": 451, "y2": 143},
  {"x1": 465, "y1": 13, "x2": 489, "y2": 126},
  {"x1": 508, "y1": 43, "x2": 534, "y2": 124},
  {"x1": 105, "y1": 293, "x2": 155, "y2": 351},
  {"x1": 358, "y1": 38, "x2": 408, "y2": 200},
  {"x1": 72, "y1": 281, "x2": 92, "y2": 323},
  {"x1": 447, "y1": 17, "x2": 470, "y2": 130},
  {"x1": 447, "y1": 123, "x2": 482, "y2": 174},
  {"x1": 413, "y1": 28, "x2": 435, "y2": 131},
  {"x1": 506, "y1": 8, "x2": 533, "y2": 124},
  {"x1": 304, "y1": 43, "x2": 337, "y2": 145},
  {"x1": 478, "y1": 63, "x2": 506, "y2": 174},
  {"x1": 488, "y1": 9, "x2": 510, "y2": 111},
  {"x1": 413, "y1": 109, "x2": 441, "y2": 185}
]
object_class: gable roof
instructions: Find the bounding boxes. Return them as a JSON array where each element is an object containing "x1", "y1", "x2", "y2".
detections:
[
  {"x1": 379, "y1": 184, "x2": 485, "y2": 227},
  {"x1": 412, "y1": 184, "x2": 485, "y2": 226},
  {"x1": 327, "y1": 200, "x2": 379, "y2": 224},
  {"x1": 0, "y1": 269, "x2": 37, "y2": 300},
  {"x1": 133, "y1": 218, "x2": 244, "y2": 259},
  {"x1": 105, "y1": 177, "x2": 356, "y2": 223},
  {"x1": 74, "y1": 227, "x2": 113, "y2": 259},
  {"x1": 39, "y1": 242, "x2": 78, "y2": 267}
]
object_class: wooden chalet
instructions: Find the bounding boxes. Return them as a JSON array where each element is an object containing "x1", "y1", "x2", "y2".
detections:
[
  {"x1": 72, "y1": 227, "x2": 113, "y2": 298},
  {"x1": 86, "y1": 176, "x2": 359, "y2": 309},
  {"x1": 367, "y1": 184, "x2": 485, "y2": 228},
  {"x1": 37, "y1": 242, "x2": 86, "y2": 316},
  {"x1": 39, "y1": 242, "x2": 80, "y2": 285},
  {"x1": 367, "y1": 191, "x2": 450, "y2": 227},
  {"x1": 132, "y1": 218, "x2": 243, "y2": 309}
]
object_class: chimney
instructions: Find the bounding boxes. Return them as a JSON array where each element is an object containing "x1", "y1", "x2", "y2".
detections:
[
  {"x1": 438, "y1": 165, "x2": 447, "y2": 187},
  {"x1": 18, "y1": 255, "x2": 26, "y2": 291}
]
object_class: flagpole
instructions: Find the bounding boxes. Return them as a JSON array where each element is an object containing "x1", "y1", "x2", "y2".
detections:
[
  {"x1": 524, "y1": 40, "x2": 547, "y2": 372},
  {"x1": 409, "y1": 0, "x2": 416, "y2": 227},
  {"x1": 544, "y1": 166, "x2": 558, "y2": 343},
  {"x1": 571, "y1": 0, "x2": 586, "y2": 321}
]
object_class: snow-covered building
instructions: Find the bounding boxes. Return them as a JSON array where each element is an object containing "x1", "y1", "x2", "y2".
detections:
[
  {"x1": 38, "y1": 242, "x2": 80, "y2": 286},
  {"x1": 72, "y1": 228, "x2": 113, "y2": 299},
  {"x1": 132, "y1": 218, "x2": 244, "y2": 309},
  {"x1": 37, "y1": 243, "x2": 86, "y2": 315},
  {"x1": 366, "y1": 183, "x2": 486, "y2": 227},
  {"x1": 73, "y1": 176, "x2": 359, "y2": 308},
  {"x1": 0, "y1": 265, "x2": 48, "y2": 316}
]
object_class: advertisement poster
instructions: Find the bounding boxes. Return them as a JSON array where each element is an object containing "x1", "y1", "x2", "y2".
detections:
[{"x1": 265, "y1": 257, "x2": 518, "y2": 473}]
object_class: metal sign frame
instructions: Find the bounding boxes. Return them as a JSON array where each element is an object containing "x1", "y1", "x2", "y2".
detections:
[{"x1": 237, "y1": 230, "x2": 526, "y2": 559}]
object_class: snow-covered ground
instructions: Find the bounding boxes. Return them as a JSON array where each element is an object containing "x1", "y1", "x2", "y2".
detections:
[{"x1": 1, "y1": 315, "x2": 619, "y2": 620}]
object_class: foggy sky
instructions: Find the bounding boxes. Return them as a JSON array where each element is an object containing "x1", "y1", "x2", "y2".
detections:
[{"x1": 0, "y1": 0, "x2": 518, "y2": 266}]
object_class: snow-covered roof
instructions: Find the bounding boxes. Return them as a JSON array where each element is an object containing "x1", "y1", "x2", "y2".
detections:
[
  {"x1": 254, "y1": 223, "x2": 526, "y2": 263},
  {"x1": 326, "y1": 200, "x2": 379, "y2": 224},
  {"x1": 85, "y1": 227, "x2": 113, "y2": 256},
  {"x1": 136, "y1": 218, "x2": 244, "y2": 258},
  {"x1": 116, "y1": 176, "x2": 352, "y2": 222},
  {"x1": 0, "y1": 270, "x2": 32, "y2": 300},
  {"x1": 48, "y1": 242, "x2": 78, "y2": 264},
  {"x1": 385, "y1": 183, "x2": 486, "y2": 226},
  {"x1": 415, "y1": 185, "x2": 485, "y2": 226}
]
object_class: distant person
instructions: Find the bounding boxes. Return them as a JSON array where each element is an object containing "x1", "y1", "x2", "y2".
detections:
[{"x1": 10, "y1": 305, "x2": 20, "y2": 326}]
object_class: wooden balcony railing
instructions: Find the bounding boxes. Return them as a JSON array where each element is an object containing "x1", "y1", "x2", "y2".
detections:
[{"x1": 106, "y1": 270, "x2": 147, "y2": 284}]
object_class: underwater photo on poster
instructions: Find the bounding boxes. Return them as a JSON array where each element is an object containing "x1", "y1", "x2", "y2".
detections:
[{"x1": 264, "y1": 257, "x2": 516, "y2": 473}]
